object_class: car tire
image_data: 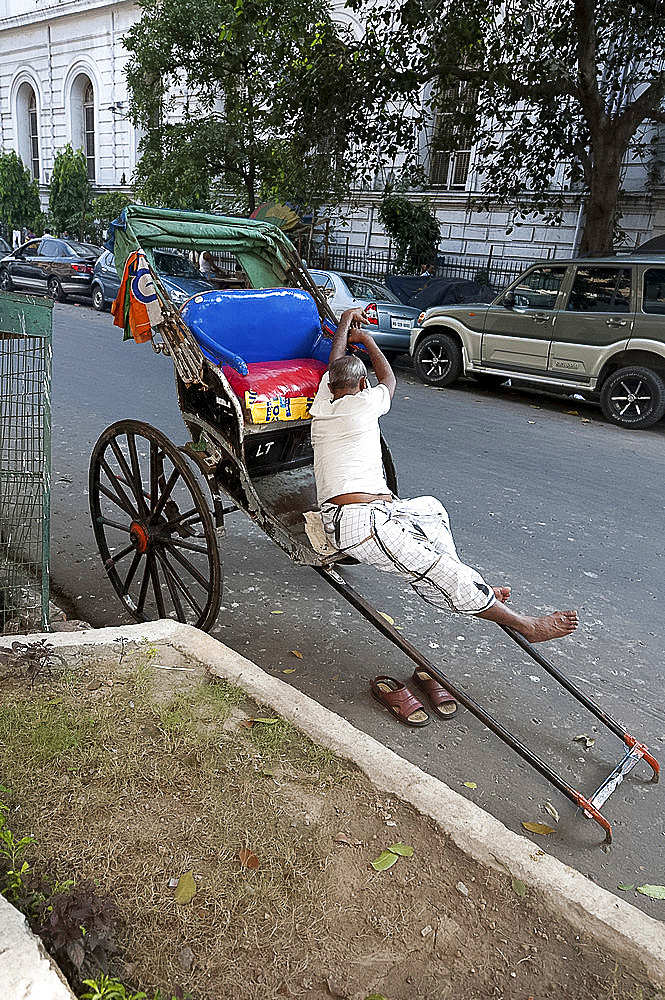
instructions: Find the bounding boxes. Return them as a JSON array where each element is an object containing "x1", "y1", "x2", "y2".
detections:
[
  {"x1": 47, "y1": 276, "x2": 66, "y2": 302},
  {"x1": 413, "y1": 331, "x2": 463, "y2": 387},
  {"x1": 0, "y1": 268, "x2": 13, "y2": 292},
  {"x1": 599, "y1": 366, "x2": 665, "y2": 429},
  {"x1": 91, "y1": 285, "x2": 105, "y2": 311}
]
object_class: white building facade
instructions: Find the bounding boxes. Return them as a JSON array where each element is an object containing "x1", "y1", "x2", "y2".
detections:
[
  {"x1": 0, "y1": 0, "x2": 138, "y2": 197},
  {"x1": 2, "y1": 0, "x2": 664, "y2": 260}
]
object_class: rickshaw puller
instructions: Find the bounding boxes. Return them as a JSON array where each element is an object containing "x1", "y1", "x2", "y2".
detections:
[{"x1": 309, "y1": 308, "x2": 578, "y2": 724}]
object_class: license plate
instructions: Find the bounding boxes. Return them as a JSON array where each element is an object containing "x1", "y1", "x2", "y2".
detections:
[{"x1": 390, "y1": 316, "x2": 412, "y2": 330}]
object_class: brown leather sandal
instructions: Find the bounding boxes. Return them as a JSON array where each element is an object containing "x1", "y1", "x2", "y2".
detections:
[
  {"x1": 410, "y1": 668, "x2": 458, "y2": 718},
  {"x1": 370, "y1": 676, "x2": 430, "y2": 727}
]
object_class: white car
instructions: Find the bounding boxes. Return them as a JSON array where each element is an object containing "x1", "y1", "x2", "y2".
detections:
[{"x1": 308, "y1": 268, "x2": 420, "y2": 358}]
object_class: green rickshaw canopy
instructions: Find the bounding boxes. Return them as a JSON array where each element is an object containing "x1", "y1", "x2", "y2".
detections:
[{"x1": 108, "y1": 204, "x2": 307, "y2": 291}]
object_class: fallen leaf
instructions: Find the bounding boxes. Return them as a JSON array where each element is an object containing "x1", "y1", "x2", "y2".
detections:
[
  {"x1": 371, "y1": 850, "x2": 399, "y2": 871},
  {"x1": 388, "y1": 842, "x2": 414, "y2": 857},
  {"x1": 335, "y1": 832, "x2": 362, "y2": 846},
  {"x1": 238, "y1": 847, "x2": 260, "y2": 870},
  {"x1": 261, "y1": 768, "x2": 274, "y2": 777},
  {"x1": 617, "y1": 883, "x2": 635, "y2": 891},
  {"x1": 291, "y1": 650, "x2": 303, "y2": 659},
  {"x1": 364, "y1": 994, "x2": 387, "y2": 1000},
  {"x1": 282, "y1": 668, "x2": 296, "y2": 674},
  {"x1": 573, "y1": 734, "x2": 595, "y2": 749},
  {"x1": 637, "y1": 884, "x2": 665, "y2": 899},
  {"x1": 582, "y1": 418, "x2": 590, "y2": 423},
  {"x1": 378, "y1": 611, "x2": 395, "y2": 626},
  {"x1": 544, "y1": 801, "x2": 560, "y2": 823},
  {"x1": 566, "y1": 409, "x2": 579, "y2": 415},
  {"x1": 521, "y1": 821, "x2": 555, "y2": 835},
  {"x1": 239, "y1": 718, "x2": 254, "y2": 728},
  {"x1": 174, "y1": 870, "x2": 197, "y2": 904},
  {"x1": 253, "y1": 717, "x2": 279, "y2": 725},
  {"x1": 512, "y1": 877, "x2": 526, "y2": 898},
  {"x1": 463, "y1": 781, "x2": 477, "y2": 789},
  {"x1": 270, "y1": 610, "x2": 284, "y2": 614}
]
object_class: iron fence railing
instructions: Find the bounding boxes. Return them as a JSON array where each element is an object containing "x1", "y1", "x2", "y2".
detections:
[{"x1": 0, "y1": 292, "x2": 52, "y2": 633}]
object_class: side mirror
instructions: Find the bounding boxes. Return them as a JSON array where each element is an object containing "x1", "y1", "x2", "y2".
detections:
[{"x1": 503, "y1": 290, "x2": 516, "y2": 308}]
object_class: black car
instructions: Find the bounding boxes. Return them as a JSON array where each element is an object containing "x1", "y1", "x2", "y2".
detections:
[{"x1": 0, "y1": 237, "x2": 98, "y2": 301}]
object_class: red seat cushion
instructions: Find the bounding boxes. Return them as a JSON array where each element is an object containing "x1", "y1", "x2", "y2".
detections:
[{"x1": 222, "y1": 358, "x2": 326, "y2": 404}]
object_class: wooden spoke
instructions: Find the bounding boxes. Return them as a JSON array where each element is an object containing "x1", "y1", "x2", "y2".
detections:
[{"x1": 89, "y1": 420, "x2": 222, "y2": 631}]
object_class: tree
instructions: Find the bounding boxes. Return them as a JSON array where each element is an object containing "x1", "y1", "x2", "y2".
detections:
[
  {"x1": 0, "y1": 151, "x2": 41, "y2": 235},
  {"x1": 89, "y1": 191, "x2": 132, "y2": 243},
  {"x1": 349, "y1": 0, "x2": 665, "y2": 252},
  {"x1": 123, "y1": 0, "x2": 384, "y2": 215},
  {"x1": 49, "y1": 145, "x2": 92, "y2": 238},
  {"x1": 378, "y1": 194, "x2": 440, "y2": 272}
]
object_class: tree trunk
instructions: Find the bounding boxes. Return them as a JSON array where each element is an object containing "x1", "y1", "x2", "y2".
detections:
[{"x1": 578, "y1": 133, "x2": 624, "y2": 254}]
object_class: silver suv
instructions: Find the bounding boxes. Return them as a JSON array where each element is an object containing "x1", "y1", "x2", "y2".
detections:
[{"x1": 409, "y1": 256, "x2": 665, "y2": 429}]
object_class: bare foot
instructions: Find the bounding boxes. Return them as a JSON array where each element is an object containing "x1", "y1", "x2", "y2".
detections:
[
  {"x1": 476, "y1": 602, "x2": 579, "y2": 642},
  {"x1": 493, "y1": 586, "x2": 511, "y2": 603},
  {"x1": 514, "y1": 610, "x2": 579, "y2": 643}
]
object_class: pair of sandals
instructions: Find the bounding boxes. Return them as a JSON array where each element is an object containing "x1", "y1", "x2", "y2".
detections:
[{"x1": 370, "y1": 670, "x2": 458, "y2": 727}]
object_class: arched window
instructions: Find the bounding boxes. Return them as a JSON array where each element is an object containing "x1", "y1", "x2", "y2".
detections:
[
  {"x1": 83, "y1": 82, "x2": 95, "y2": 180},
  {"x1": 15, "y1": 81, "x2": 40, "y2": 179},
  {"x1": 70, "y1": 73, "x2": 95, "y2": 181},
  {"x1": 28, "y1": 91, "x2": 39, "y2": 180}
]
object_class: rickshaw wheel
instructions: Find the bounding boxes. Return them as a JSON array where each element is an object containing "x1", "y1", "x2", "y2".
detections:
[{"x1": 89, "y1": 420, "x2": 222, "y2": 631}]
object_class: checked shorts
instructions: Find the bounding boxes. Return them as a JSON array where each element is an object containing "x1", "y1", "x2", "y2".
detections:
[{"x1": 320, "y1": 496, "x2": 496, "y2": 616}]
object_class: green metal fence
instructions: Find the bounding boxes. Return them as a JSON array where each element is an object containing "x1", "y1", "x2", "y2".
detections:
[{"x1": 0, "y1": 292, "x2": 53, "y2": 633}]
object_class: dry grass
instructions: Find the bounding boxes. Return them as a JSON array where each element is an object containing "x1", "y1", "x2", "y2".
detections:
[{"x1": 0, "y1": 642, "x2": 658, "y2": 1000}]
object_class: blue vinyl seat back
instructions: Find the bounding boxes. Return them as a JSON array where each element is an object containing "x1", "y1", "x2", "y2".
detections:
[{"x1": 181, "y1": 287, "x2": 331, "y2": 373}]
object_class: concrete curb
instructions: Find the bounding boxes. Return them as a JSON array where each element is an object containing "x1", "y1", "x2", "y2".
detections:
[
  {"x1": 3, "y1": 620, "x2": 665, "y2": 989},
  {"x1": 0, "y1": 895, "x2": 76, "y2": 999}
]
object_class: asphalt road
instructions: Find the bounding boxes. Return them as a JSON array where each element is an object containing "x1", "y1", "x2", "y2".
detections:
[{"x1": 50, "y1": 300, "x2": 664, "y2": 915}]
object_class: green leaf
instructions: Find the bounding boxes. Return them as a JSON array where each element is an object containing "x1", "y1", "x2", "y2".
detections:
[
  {"x1": 365, "y1": 995, "x2": 388, "y2": 1000},
  {"x1": 617, "y1": 883, "x2": 635, "y2": 891},
  {"x1": 252, "y1": 717, "x2": 279, "y2": 725},
  {"x1": 636, "y1": 884, "x2": 665, "y2": 899},
  {"x1": 511, "y1": 877, "x2": 526, "y2": 898},
  {"x1": 371, "y1": 850, "x2": 399, "y2": 871},
  {"x1": 387, "y1": 842, "x2": 414, "y2": 857},
  {"x1": 173, "y1": 870, "x2": 196, "y2": 904}
]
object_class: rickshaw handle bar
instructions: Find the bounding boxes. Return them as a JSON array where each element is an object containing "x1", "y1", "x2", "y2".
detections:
[
  {"x1": 316, "y1": 567, "x2": 616, "y2": 843},
  {"x1": 500, "y1": 625, "x2": 659, "y2": 783}
]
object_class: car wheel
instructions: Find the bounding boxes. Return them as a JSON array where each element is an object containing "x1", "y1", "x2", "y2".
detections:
[
  {"x1": 599, "y1": 366, "x2": 665, "y2": 429},
  {"x1": 47, "y1": 276, "x2": 66, "y2": 302},
  {"x1": 413, "y1": 331, "x2": 463, "y2": 387},
  {"x1": 91, "y1": 285, "x2": 105, "y2": 311},
  {"x1": 0, "y1": 268, "x2": 13, "y2": 292}
]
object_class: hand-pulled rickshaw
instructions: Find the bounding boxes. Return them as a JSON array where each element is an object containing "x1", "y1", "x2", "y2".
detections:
[{"x1": 89, "y1": 206, "x2": 658, "y2": 844}]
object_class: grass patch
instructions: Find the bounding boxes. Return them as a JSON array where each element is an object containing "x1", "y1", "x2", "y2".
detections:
[{"x1": 0, "y1": 644, "x2": 657, "y2": 1000}]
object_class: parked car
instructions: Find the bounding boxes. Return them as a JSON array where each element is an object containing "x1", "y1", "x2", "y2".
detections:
[
  {"x1": 409, "y1": 255, "x2": 665, "y2": 429},
  {"x1": 0, "y1": 236, "x2": 99, "y2": 301},
  {"x1": 91, "y1": 249, "x2": 214, "y2": 311},
  {"x1": 308, "y1": 268, "x2": 420, "y2": 356},
  {"x1": 0, "y1": 236, "x2": 11, "y2": 256}
]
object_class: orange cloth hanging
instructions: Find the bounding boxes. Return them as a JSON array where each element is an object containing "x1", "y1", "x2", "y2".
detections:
[{"x1": 112, "y1": 250, "x2": 163, "y2": 344}]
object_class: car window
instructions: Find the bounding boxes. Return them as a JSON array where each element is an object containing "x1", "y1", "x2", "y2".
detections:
[
  {"x1": 505, "y1": 266, "x2": 567, "y2": 310},
  {"x1": 343, "y1": 275, "x2": 400, "y2": 303},
  {"x1": 642, "y1": 268, "x2": 665, "y2": 314},
  {"x1": 64, "y1": 240, "x2": 92, "y2": 256},
  {"x1": 309, "y1": 271, "x2": 333, "y2": 290},
  {"x1": 154, "y1": 251, "x2": 201, "y2": 278},
  {"x1": 566, "y1": 267, "x2": 631, "y2": 312},
  {"x1": 39, "y1": 239, "x2": 61, "y2": 257}
]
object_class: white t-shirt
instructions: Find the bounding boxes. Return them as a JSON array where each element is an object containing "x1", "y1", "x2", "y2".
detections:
[{"x1": 309, "y1": 371, "x2": 392, "y2": 504}]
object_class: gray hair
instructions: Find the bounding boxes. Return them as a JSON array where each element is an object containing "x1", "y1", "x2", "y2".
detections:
[{"x1": 328, "y1": 355, "x2": 367, "y2": 391}]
